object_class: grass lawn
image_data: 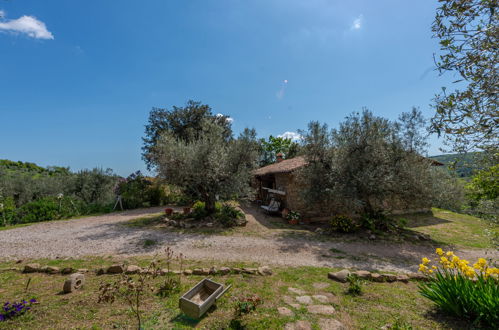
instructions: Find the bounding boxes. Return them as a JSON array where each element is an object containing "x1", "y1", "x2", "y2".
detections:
[
  {"x1": 402, "y1": 208, "x2": 497, "y2": 249},
  {"x1": 0, "y1": 258, "x2": 464, "y2": 329}
]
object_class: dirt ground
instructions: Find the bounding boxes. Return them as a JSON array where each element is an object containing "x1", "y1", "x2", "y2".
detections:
[{"x1": 1, "y1": 205, "x2": 496, "y2": 273}]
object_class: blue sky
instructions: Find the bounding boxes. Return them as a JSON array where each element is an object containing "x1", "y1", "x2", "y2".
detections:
[{"x1": 0, "y1": 0, "x2": 454, "y2": 176}]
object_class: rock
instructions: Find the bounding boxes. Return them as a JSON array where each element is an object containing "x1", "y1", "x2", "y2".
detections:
[
  {"x1": 312, "y1": 295, "x2": 329, "y2": 303},
  {"x1": 285, "y1": 320, "x2": 312, "y2": 330},
  {"x1": 231, "y1": 268, "x2": 243, "y2": 274},
  {"x1": 296, "y1": 295, "x2": 313, "y2": 305},
  {"x1": 125, "y1": 265, "x2": 141, "y2": 274},
  {"x1": 16, "y1": 259, "x2": 23, "y2": 264},
  {"x1": 408, "y1": 272, "x2": 427, "y2": 281},
  {"x1": 61, "y1": 267, "x2": 74, "y2": 275},
  {"x1": 381, "y1": 274, "x2": 397, "y2": 282},
  {"x1": 317, "y1": 318, "x2": 345, "y2": 330},
  {"x1": 371, "y1": 273, "x2": 383, "y2": 282},
  {"x1": 63, "y1": 273, "x2": 85, "y2": 294},
  {"x1": 283, "y1": 295, "x2": 295, "y2": 305},
  {"x1": 328, "y1": 269, "x2": 350, "y2": 283},
  {"x1": 96, "y1": 268, "x2": 106, "y2": 275},
  {"x1": 107, "y1": 264, "x2": 124, "y2": 274},
  {"x1": 192, "y1": 268, "x2": 210, "y2": 275},
  {"x1": 219, "y1": 267, "x2": 231, "y2": 275},
  {"x1": 307, "y1": 305, "x2": 336, "y2": 315},
  {"x1": 46, "y1": 266, "x2": 60, "y2": 274},
  {"x1": 77, "y1": 269, "x2": 89, "y2": 273},
  {"x1": 206, "y1": 222, "x2": 214, "y2": 228},
  {"x1": 369, "y1": 234, "x2": 376, "y2": 240},
  {"x1": 23, "y1": 263, "x2": 41, "y2": 273},
  {"x1": 353, "y1": 270, "x2": 371, "y2": 280},
  {"x1": 288, "y1": 287, "x2": 306, "y2": 295},
  {"x1": 277, "y1": 306, "x2": 294, "y2": 316},
  {"x1": 243, "y1": 268, "x2": 258, "y2": 275},
  {"x1": 209, "y1": 267, "x2": 217, "y2": 275},
  {"x1": 183, "y1": 269, "x2": 193, "y2": 275},
  {"x1": 396, "y1": 274, "x2": 410, "y2": 283},
  {"x1": 257, "y1": 266, "x2": 273, "y2": 276},
  {"x1": 312, "y1": 282, "x2": 329, "y2": 289}
]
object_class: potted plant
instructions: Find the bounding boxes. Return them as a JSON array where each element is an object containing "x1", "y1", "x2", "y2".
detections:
[
  {"x1": 286, "y1": 211, "x2": 300, "y2": 225},
  {"x1": 165, "y1": 208, "x2": 174, "y2": 216}
]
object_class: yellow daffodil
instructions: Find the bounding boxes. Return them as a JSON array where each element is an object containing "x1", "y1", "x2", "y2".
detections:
[
  {"x1": 422, "y1": 257, "x2": 430, "y2": 265},
  {"x1": 446, "y1": 251, "x2": 454, "y2": 257},
  {"x1": 436, "y1": 248, "x2": 444, "y2": 256}
]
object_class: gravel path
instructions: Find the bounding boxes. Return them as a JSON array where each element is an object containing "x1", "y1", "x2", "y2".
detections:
[{"x1": 1, "y1": 207, "x2": 496, "y2": 273}]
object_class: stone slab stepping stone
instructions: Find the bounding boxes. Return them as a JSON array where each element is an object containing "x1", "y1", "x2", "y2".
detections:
[
  {"x1": 396, "y1": 274, "x2": 409, "y2": 283},
  {"x1": 296, "y1": 295, "x2": 313, "y2": 304},
  {"x1": 23, "y1": 263, "x2": 41, "y2": 273},
  {"x1": 288, "y1": 287, "x2": 306, "y2": 295},
  {"x1": 318, "y1": 318, "x2": 345, "y2": 330},
  {"x1": 307, "y1": 305, "x2": 336, "y2": 315},
  {"x1": 63, "y1": 273, "x2": 85, "y2": 294},
  {"x1": 284, "y1": 320, "x2": 312, "y2": 330},
  {"x1": 312, "y1": 282, "x2": 330, "y2": 289},
  {"x1": 278, "y1": 306, "x2": 294, "y2": 316},
  {"x1": 313, "y1": 295, "x2": 329, "y2": 303}
]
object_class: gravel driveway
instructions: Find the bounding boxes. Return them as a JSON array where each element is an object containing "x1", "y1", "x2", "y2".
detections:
[{"x1": 1, "y1": 207, "x2": 496, "y2": 273}]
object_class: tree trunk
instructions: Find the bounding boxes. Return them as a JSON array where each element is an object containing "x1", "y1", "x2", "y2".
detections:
[{"x1": 204, "y1": 195, "x2": 216, "y2": 214}]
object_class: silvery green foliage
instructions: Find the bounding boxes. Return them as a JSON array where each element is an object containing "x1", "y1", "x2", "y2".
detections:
[
  {"x1": 155, "y1": 120, "x2": 259, "y2": 212},
  {"x1": 298, "y1": 109, "x2": 437, "y2": 217},
  {"x1": 431, "y1": 0, "x2": 498, "y2": 155}
]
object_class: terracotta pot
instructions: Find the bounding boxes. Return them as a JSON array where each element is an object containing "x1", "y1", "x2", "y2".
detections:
[
  {"x1": 288, "y1": 219, "x2": 298, "y2": 225},
  {"x1": 183, "y1": 207, "x2": 191, "y2": 215},
  {"x1": 165, "y1": 208, "x2": 173, "y2": 216},
  {"x1": 281, "y1": 208, "x2": 290, "y2": 218}
]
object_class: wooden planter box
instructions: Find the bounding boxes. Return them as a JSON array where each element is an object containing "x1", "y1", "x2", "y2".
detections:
[{"x1": 179, "y1": 279, "x2": 229, "y2": 319}]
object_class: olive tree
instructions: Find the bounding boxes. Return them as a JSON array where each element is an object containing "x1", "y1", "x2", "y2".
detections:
[
  {"x1": 142, "y1": 100, "x2": 232, "y2": 170},
  {"x1": 298, "y1": 109, "x2": 436, "y2": 228},
  {"x1": 431, "y1": 0, "x2": 498, "y2": 154},
  {"x1": 154, "y1": 120, "x2": 259, "y2": 213}
]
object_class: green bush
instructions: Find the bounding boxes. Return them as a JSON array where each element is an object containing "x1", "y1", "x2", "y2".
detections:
[
  {"x1": 346, "y1": 274, "x2": 363, "y2": 296},
  {"x1": 13, "y1": 196, "x2": 83, "y2": 224},
  {"x1": 0, "y1": 196, "x2": 16, "y2": 226},
  {"x1": 330, "y1": 215, "x2": 357, "y2": 233},
  {"x1": 214, "y1": 204, "x2": 244, "y2": 227}
]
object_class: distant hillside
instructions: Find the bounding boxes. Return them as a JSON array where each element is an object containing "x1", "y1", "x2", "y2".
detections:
[
  {"x1": 0, "y1": 159, "x2": 70, "y2": 176},
  {"x1": 430, "y1": 152, "x2": 484, "y2": 178}
]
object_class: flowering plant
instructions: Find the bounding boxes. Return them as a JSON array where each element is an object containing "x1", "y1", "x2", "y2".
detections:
[
  {"x1": 0, "y1": 299, "x2": 37, "y2": 322},
  {"x1": 418, "y1": 249, "x2": 498, "y2": 326},
  {"x1": 286, "y1": 211, "x2": 301, "y2": 221}
]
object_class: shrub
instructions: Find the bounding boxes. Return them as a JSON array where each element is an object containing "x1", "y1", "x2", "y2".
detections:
[
  {"x1": 0, "y1": 196, "x2": 16, "y2": 226},
  {"x1": 286, "y1": 211, "x2": 301, "y2": 221},
  {"x1": 234, "y1": 294, "x2": 262, "y2": 316},
  {"x1": 330, "y1": 215, "x2": 357, "y2": 233},
  {"x1": 418, "y1": 249, "x2": 499, "y2": 327},
  {"x1": 346, "y1": 274, "x2": 363, "y2": 296},
  {"x1": 214, "y1": 204, "x2": 244, "y2": 227}
]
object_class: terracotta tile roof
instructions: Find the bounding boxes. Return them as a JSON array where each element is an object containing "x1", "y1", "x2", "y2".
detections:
[{"x1": 253, "y1": 156, "x2": 307, "y2": 176}]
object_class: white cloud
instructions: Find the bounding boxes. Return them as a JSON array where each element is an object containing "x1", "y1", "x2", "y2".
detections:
[
  {"x1": 278, "y1": 131, "x2": 302, "y2": 141},
  {"x1": 351, "y1": 14, "x2": 363, "y2": 30},
  {"x1": 0, "y1": 12, "x2": 54, "y2": 39},
  {"x1": 216, "y1": 113, "x2": 234, "y2": 123}
]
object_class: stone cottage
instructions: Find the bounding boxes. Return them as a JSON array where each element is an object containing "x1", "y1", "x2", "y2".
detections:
[
  {"x1": 253, "y1": 154, "x2": 309, "y2": 215},
  {"x1": 253, "y1": 153, "x2": 444, "y2": 219}
]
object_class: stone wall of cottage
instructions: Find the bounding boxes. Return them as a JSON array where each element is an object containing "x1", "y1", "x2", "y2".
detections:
[{"x1": 261, "y1": 172, "x2": 431, "y2": 220}]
